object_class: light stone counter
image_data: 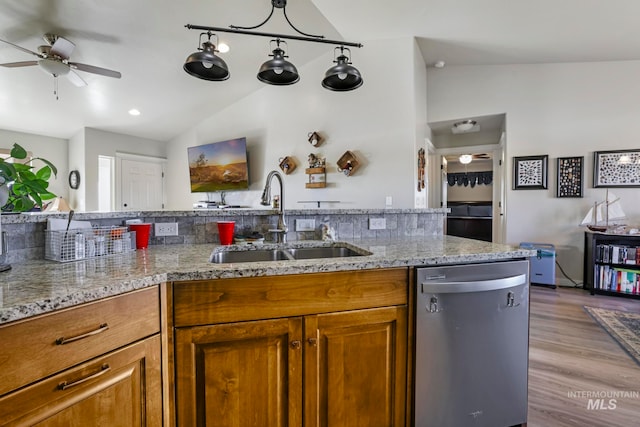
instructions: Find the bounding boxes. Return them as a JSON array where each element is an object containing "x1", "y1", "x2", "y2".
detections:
[{"x1": 0, "y1": 236, "x2": 535, "y2": 325}]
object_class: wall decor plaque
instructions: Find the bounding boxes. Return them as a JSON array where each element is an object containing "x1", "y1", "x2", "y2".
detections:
[
  {"x1": 593, "y1": 149, "x2": 640, "y2": 188},
  {"x1": 556, "y1": 156, "x2": 584, "y2": 198},
  {"x1": 513, "y1": 155, "x2": 548, "y2": 190}
]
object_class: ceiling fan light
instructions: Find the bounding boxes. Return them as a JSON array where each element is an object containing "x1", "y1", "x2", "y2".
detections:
[
  {"x1": 39, "y1": 58, "x2": 70, "y2": 76},
  {"x1": 322, "y1": 53, "x2": 363, "y2": 92},
  {"x1": 257, "y1": 47, "x2": 299, "y2": 85},
  {"x1": 184, "y1": 41, "x2": 229, "y2": 81},
  {"x1": 459, "y1": 154, "x2": 473, "y2": 164}
]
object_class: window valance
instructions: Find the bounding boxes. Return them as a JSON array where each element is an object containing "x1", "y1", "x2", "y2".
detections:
[{"x1": 447, "y1": 171, "x2": 493, "y2": 187}]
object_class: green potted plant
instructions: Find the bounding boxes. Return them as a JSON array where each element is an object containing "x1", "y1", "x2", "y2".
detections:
[{"x1": 0, "y1": 143, "x2": 58, "y2": 212}]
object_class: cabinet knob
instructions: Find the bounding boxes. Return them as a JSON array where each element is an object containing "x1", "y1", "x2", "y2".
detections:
[
  {"x1": 307, "y1": 338, "x2": 318, "y2": 347},
  {"x1": 290, "y1": 340, "x2": 301, "y2": 349}
]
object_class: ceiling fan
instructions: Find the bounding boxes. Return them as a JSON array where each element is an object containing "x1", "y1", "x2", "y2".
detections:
[{"x1": 0, "y1": 33, "x2": 121, "y2": 98}]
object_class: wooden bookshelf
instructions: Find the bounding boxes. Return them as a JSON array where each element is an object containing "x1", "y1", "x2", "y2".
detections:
[{"x1": 583, "y1": 231, "x2": 640, "y2": 299}]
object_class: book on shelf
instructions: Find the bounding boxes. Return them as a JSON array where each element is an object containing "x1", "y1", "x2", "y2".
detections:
[
  {"x1": 595, "y1": 244, "x2": 640, "y2": 265},
  {"x1": 593, "y1": 264, "x2": 640, "y2": 294}
]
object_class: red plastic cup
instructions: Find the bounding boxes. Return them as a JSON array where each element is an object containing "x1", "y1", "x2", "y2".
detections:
[
  {"x1": 129, "y1": 223, "x2": 152, "y2": 249},
  {"x1": 217, "y1": 221, "x2": 235, "y2": 245}
]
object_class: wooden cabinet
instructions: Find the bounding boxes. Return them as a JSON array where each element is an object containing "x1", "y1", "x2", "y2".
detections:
[
  {"x1": 0, "y1": 287, "x2": 162, "y2": 426},
  {"x1": 305, "y1": 306, "x2": 407, "y2": 427},
  {"x1": 584, "y1": 231, "x2": 640, "y2": 299},
  {"x1": 172, "y1": 268, "x2": 409, "y2": 427}
]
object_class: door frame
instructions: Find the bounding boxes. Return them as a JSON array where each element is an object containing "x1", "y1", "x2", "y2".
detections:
[
  {"x1": 115, "y1": 152, "x2": 167, "y2": 211},
  {"x1": 435, "y1": 143, "x2": 506, "y2": 243}
]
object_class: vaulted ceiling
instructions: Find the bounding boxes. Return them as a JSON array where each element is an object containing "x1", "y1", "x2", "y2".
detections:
[{"x1": 2, "y1": 0, "x2": 640, "y2": 141}]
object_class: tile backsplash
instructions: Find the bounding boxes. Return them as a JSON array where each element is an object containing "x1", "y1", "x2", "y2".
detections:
[{"x1": 0, "y1": 209, "x2": 446, "y2": 264}]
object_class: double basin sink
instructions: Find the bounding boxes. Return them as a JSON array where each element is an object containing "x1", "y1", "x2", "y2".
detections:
[{"x1": 210, "y1": 243, "x2": 371, "y2": 264}]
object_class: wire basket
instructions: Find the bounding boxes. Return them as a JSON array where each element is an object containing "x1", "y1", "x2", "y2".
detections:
[{"x1": 45, "y1": 226, "x2": 135, "y2": 262}]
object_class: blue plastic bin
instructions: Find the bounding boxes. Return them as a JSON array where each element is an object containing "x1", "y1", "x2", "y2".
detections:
[{"x1": 520, "y1": 242, "x2": 556, "y2": 287}]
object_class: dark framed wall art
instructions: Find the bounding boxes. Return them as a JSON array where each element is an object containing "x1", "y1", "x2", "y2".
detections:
[
  {"x1": 556, "y1": 156, "x2": 584, "y2": 198},
  {"x1": 593, "y1": 149, "x2": 640, "y2": 188},
  {"x1": 513, "y1": 155, "x2": 548, "y2": 190}
]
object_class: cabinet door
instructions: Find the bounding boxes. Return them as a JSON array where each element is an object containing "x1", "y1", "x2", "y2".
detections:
[
  {"x1": 175, "y1": 318, "x2": 303, "y2": 426},
  {"x1": 305, "y1": 306, "x2": 408, "y2": 427},
  {"x1": 0, "y1": 335, "x2": 162, "y2": 427}
]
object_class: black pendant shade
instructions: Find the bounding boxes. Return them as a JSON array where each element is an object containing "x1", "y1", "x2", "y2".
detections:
[
  {"x1": 322, "y1": 53, "x2": 363, "y2": 91},
  {"x1": 257, "y1": 47, "x2": 299, "y2": 85},
  {"x1": 183, "y1": 40, "x2": 230, "y2": 81},
  {"x1": 185, "y1": 1, "x2": 364, "y2": 90}
]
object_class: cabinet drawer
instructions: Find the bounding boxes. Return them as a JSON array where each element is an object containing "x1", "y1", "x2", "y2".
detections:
[
  {"x1": 173, "y1": 268, "x2": 408, "y2": 326},
  {"x1": 0, "y1": 335, "x2": 162, "y2": 427},
  {"x1": 0, "y1": 287, "x2": 160, "y2": 396}
]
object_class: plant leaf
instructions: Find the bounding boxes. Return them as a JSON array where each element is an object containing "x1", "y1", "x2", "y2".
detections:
[
  {"x1": 9, "y1": 143, "x2": 28, "y2": 160},
  {"x1": 33, "y1": 158, "x2": 58, "y2": 177},
  {"x1": 36, "y1": 165, "x2": 52, "y2": 181}
]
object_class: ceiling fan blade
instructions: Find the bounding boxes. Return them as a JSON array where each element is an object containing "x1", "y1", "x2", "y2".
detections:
[
  {"x1": 49, "y1": 35, "x2": 75, "y2": 59},
  {"x1": 0, "y1": 60, "x2": 39, "y2": 68},
  {"x1": 0, "y1": 38, "x2": 43, "y2": 58},
  {"x1": 66, "y1": 69, "x2": 87, "y2": 87},
  {"x1": 69, "y1": 62, "x2": 121, "y2": 79}
]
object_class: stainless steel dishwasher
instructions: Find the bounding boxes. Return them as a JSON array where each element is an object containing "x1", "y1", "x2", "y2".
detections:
[{"x1": 415, "y1": 260, "x2": 529, "y2": 427}]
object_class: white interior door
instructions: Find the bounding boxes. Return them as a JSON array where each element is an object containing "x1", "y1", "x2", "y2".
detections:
[{"x1": 120, "y1": 158, "x2": 164, "y2": 211}]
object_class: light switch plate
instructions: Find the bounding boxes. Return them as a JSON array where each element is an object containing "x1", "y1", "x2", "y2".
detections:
[
  {"x1": 369, "y1": 218, "x2": 386, "y2": 230},
  {"x1": 296, "y1": 219, "x2": 316, "y2": 232}
]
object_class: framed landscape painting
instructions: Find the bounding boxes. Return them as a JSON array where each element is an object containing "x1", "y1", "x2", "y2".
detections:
[{"x1": 513, "y1": 155, "x2": 548, "y2": 190}]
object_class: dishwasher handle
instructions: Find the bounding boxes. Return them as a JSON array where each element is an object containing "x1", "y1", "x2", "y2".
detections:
[{"x1": 421, "y1": 274, "x2": 527, "y2": 294}]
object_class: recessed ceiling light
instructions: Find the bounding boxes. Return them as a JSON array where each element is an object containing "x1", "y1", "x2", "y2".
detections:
[
  {"x1": 128, "y1": 108, "x2": 141, "y2": 116},
  {"x1": 218, "y1": 43, "x2": 229, "y2": 53}
]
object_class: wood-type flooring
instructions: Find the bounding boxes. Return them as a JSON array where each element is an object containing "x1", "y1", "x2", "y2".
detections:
[{"x1": 528, "y1": 286, "x2": 640, "y2": 427}]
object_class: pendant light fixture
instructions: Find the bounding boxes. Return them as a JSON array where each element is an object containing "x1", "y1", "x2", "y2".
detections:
[
  {"x1": 184, "y1": 0, "x2": 363, "y2": 90},
  {"x1": 322, "y1": 47, "x2": 363, "y2": 91},
  {"x1": 183, "y1": 32, "x2": 229, "y2": 81},
  {"x1": 257, "y1": 39, "x2": 299, "y2": 85}
]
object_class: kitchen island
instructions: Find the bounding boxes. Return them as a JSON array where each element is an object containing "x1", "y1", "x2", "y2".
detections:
[{"x1": 0, "y1": 236, "x2": 534, "y2": 426}]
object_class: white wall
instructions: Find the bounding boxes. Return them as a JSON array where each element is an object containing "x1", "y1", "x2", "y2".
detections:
[
  {"x1": 0, "y1": 129, "x2": 68, "y2": 203},
  {"x1": 166, "y1": 37, "x2": 424, "y2": 210},
  {"x1": 427, "y1": 60, "x2": 640, "y2": 282},
  {"x1": 413, "y1": 39, "x2": 428, "y2": 208},
  {"x1": 68, "y1": 130, "x2": 85, "y2": 210}
]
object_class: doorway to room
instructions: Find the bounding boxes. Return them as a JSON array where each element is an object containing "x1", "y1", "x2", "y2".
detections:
[{"x1": 428, "y1": 113, "x2": 507, "y2": 243}]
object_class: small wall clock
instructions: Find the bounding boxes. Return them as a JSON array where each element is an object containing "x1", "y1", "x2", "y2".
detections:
[{"x1": 68, "y1": 170, "x2": 80, "y2": 190}]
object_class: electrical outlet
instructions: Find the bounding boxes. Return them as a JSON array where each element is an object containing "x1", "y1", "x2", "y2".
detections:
[
  {"x1": 155, "y1": 222, "x2": 178, "y2": 236},
  {"x1": 296, "y1": 219, "x2": 316, "y2": 231},
  {"x1": 369, "y1": 218, "x2": 386, "y2": 230}
]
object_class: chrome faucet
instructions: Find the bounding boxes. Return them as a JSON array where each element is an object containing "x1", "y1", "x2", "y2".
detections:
[{"x1": 261, "y1": 170, "x2": 288, "y2": 243}]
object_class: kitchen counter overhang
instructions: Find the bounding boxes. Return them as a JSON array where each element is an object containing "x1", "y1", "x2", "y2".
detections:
[{"x1": 0, "y1": 236, "x2": 535, "y2": 325}]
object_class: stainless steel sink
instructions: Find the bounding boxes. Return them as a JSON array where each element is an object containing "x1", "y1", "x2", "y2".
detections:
[
  {"x1": 209, "y1": 244, "x2": 370, "y2": 264},
  {"x1": 210, "y1": 249, "x2": 292, "y2": 263},
  {"x1": 287, "y1": 246, "x2": 363, "y2": 260}
]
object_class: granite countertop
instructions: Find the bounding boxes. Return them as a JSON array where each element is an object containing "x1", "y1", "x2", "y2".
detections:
[{"x1": 0, "y1": 236, "x2": 534, "y2": 325}]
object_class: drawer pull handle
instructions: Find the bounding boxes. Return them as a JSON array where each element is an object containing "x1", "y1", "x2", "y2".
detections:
[
  {"x1": 57, "y1": 364, "x2": 111, "y2": 390},
  {"x1": 55, "y1": 323, "x2": 109, "y2": 345},
  {"x1": 290, "y1": 340, "x2": 301, "y2": 349}
]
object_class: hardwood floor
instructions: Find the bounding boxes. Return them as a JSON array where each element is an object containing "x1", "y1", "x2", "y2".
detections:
[{"x1": 528, "y1": 285, "x2": 640, "y2": 427}]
